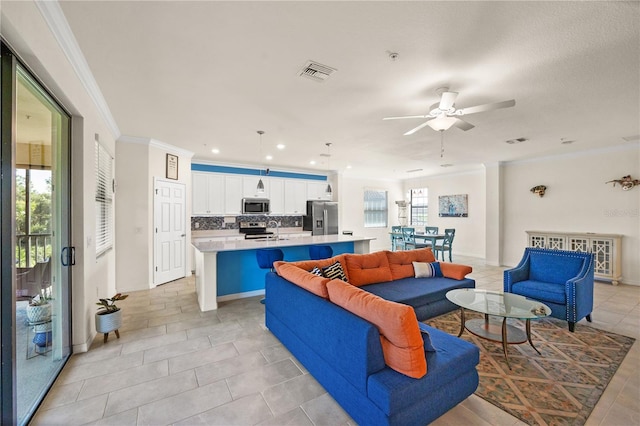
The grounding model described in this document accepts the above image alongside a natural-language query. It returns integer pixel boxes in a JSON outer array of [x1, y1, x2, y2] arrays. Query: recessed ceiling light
[[440, 164, 453, 168], [310, 160, 316, 165], [211, 148, 220, 154], [265, 155, 273, 160], [276, 144, 285, 150], [346, 165, 352, 169]]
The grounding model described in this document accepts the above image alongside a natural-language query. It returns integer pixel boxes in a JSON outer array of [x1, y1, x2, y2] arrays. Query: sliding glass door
[[1, 41, 72, 425]]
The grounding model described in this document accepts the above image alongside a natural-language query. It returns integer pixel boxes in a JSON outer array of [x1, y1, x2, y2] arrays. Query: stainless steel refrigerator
[[303, 201, 339, 235]]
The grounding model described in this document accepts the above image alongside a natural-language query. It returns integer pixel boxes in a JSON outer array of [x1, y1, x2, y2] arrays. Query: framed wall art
[[166, 153, 178, 180], [438, 194, 468, 217]]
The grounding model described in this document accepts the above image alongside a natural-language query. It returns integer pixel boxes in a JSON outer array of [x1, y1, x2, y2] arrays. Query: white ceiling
[[58, 1, 639, 180]]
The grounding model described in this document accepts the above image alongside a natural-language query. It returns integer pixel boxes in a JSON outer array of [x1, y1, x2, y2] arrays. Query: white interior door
[[154, 179, 186, 285]]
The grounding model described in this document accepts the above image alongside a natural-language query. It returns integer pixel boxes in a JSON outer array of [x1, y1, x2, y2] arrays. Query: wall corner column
[[484, 162, 503, 266]]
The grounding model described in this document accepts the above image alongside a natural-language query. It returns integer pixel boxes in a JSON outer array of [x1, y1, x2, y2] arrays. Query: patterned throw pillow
[[309, 266, 323, 276], [322, 261, 348, 282], [412, 261, 443, 278]]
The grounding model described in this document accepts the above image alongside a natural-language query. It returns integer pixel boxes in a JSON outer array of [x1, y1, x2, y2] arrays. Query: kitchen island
[[192, 234, 374, 311]]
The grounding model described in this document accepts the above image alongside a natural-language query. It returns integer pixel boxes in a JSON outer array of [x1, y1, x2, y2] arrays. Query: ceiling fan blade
[[439, 91, 458, 111], [453, 118, 475, 131], [383, 115, 429, 120], [403, 120, 433, 136], [458, 99, 516, 115]]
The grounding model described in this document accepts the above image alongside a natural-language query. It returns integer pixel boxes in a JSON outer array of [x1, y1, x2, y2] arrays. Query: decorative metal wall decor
[[606, 175, 639, 191], [438, 194, 468, 217], [530, 185, 547, 197]]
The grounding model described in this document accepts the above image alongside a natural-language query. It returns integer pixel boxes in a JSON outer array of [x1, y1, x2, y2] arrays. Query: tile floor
[[31, 256, 639, 425]]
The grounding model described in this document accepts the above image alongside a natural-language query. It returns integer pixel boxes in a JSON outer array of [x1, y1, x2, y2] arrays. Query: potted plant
[[26, 289, 53, 349], [95, 292, 128, 343], [26, 289, 52, 323]]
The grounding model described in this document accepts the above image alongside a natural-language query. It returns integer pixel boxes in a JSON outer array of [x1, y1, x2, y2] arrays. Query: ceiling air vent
[[299, 61, 337, 82], [505, 137, 528, 145]]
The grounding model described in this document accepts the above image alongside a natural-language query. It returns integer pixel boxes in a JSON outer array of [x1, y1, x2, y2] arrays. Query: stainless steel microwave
[[242, 198, 270, 214]]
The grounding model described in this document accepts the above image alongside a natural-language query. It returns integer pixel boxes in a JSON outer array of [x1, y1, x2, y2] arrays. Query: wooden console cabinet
[[526, 231, 623, 285]]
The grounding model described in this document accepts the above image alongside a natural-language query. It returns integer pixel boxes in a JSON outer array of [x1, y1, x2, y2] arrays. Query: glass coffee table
[[446, 289, 551, 369]]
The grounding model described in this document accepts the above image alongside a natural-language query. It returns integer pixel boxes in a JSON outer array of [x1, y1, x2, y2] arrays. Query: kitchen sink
[[251, 237, 289, 242]]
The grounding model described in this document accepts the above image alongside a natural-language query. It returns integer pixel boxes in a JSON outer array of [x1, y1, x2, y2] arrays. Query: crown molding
[[35, 0, 120, 139], [504, 142, 639, 166], [118, 135, 194, 158]]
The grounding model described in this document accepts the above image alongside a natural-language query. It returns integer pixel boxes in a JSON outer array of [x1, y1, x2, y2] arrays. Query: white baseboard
[[217, 289, 265, 303]]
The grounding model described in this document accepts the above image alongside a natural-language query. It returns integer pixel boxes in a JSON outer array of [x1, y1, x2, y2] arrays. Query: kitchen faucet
[[268, 220, 280, 241]]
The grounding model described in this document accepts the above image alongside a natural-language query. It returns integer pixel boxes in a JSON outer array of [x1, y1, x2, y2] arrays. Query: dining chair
[[424, 226, 439, 235], [402, 227, 416, 250], [391, 226, 403, 251], [434, 228, 455, 261]]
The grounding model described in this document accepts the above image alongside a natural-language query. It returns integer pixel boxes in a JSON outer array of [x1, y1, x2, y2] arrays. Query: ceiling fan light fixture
[[426, 115, 457, 131]]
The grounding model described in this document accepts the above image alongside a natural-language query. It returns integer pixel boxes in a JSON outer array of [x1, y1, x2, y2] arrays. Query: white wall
[[115, 142, 150, 291], [338, 174, 404, 253], [502, 144, 640, 284], [115, 137, 192, 292], [2, 1, 118, 351], [403, 168, 487, 259]]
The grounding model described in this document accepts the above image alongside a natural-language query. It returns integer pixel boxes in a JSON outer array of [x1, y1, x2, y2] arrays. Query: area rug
[[424, 310, 635, 426]]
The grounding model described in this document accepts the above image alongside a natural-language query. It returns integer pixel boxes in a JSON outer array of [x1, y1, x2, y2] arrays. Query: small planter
[[95, 309, 122, 343], [26, 303, 51, 324]]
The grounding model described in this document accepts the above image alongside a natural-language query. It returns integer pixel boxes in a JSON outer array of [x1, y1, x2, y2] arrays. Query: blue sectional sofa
[[265, 249, 480, 426]]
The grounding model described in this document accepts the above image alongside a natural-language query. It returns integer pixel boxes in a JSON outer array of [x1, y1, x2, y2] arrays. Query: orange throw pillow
[[385, 249, 436, 280], [274, 262, 331, 299], [440, 262, 473, 280], [326, 279, 426, 378], [343, 252, 393, 287]]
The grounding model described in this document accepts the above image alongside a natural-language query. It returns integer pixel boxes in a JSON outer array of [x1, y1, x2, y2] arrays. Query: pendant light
[[325, 143, 332, 196], [257, 130, 265, 194]]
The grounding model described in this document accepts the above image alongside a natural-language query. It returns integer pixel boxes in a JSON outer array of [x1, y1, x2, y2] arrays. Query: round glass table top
[[446, 289, 551, 319]]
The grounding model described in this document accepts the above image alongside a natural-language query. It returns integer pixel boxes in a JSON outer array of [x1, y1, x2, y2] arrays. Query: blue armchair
[[504, 248, 594, 332]]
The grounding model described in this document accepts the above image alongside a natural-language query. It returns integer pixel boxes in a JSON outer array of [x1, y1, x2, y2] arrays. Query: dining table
[[389, 231, 447, 252]]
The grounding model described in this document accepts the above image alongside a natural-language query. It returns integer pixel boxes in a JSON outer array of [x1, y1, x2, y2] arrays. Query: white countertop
[[192, 234, 375, 253]]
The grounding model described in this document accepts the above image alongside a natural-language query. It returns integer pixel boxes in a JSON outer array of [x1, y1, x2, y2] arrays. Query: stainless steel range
[[238, 221, 274, 240]]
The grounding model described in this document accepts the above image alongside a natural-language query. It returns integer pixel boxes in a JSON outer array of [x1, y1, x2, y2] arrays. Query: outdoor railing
[[16, 234, 52, 268]]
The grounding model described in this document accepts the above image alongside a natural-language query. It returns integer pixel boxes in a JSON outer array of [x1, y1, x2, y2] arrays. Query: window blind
[[95, 141, 113, 257], [364, 189, 388, 228]]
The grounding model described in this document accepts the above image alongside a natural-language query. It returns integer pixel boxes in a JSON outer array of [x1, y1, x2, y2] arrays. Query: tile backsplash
[[191, 215, 304, 231]]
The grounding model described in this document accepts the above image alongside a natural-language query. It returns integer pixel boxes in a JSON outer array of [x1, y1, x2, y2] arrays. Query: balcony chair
[[504, 247, 594, 332], [433, 228, 455, 261], [309, 245, 333, 260]]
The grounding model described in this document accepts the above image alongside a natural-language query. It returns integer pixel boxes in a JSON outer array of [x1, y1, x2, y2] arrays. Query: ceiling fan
[[383, 87, 516, 136]]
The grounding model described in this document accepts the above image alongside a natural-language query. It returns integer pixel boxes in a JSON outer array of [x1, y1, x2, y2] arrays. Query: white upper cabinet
[[224, 176, 243, 214], [307, 181, 330, 201], [269, 178, 285, 214], [192, 172, 224, 215], [192, 169, 328, 216], [284, 180, 307, 214], [242, 176, 269, 198]]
